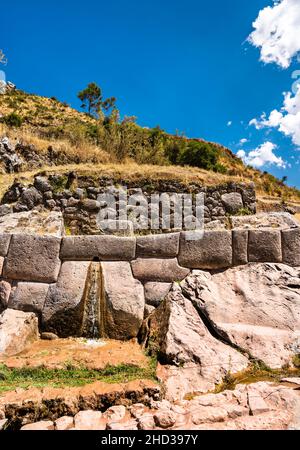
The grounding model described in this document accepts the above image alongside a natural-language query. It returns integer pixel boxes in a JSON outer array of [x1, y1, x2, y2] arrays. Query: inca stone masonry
[[1, 225, 300, 340]]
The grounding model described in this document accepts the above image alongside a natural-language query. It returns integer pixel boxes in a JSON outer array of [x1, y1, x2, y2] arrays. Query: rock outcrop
[[140, 284, 249, 400], [179, 264, 300, 368]]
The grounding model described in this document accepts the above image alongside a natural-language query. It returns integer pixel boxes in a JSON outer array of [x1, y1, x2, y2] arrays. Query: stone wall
[[0, 173, 256, 234], [0, 225, 299, 339]]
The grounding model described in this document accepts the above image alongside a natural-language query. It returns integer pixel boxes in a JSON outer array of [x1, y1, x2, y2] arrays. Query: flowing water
[[81, 262, 103, 338]]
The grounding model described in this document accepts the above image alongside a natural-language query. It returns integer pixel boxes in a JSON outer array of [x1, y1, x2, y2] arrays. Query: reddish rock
[[103, 405, 126, 422], [153, 410, 177, 429], [55, 416, 74, 430], [21, 421, 54, 430], [74, 410, 105, 430]]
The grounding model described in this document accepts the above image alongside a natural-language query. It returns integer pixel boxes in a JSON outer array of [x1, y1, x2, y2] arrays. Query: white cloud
[[248, 0, 300, 68], [250, 88, 300, 145], [239, 138, 248, 145], [227, 121, 232, 126], [237, 141, 286, 168]]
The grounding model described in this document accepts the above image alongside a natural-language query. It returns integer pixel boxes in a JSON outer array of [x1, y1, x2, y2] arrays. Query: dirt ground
[[0, 338, 149, 370]]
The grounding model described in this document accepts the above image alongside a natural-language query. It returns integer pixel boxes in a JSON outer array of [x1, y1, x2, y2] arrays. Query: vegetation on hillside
[[0, 84, 299, 201]]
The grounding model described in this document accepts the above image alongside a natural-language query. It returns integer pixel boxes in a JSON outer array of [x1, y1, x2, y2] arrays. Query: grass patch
[[0, 359, 158, 395], [214, 361, 300, 394]]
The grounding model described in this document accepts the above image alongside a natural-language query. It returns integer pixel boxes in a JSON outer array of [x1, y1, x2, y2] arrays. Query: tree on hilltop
[[77, 82, 116, 118]]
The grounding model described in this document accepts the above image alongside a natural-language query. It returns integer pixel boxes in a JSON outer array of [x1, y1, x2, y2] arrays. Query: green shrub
[[2, 112, 23, 127], [179, 140, 219, 170]]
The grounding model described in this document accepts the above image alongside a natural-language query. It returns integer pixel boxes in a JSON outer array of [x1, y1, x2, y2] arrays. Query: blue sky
[[2, 0, 300, 187]]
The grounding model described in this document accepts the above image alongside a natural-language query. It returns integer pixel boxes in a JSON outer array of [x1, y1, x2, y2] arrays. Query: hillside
[[1, 87, 300, 204]]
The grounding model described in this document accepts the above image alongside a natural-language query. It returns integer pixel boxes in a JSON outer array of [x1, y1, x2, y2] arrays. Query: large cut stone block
[[232, 230, 248, 266], [136, 233, 180, 258], [178, 231, 232, 269], [42, 261, 90, 337], [3, 235, 61, 283], [0, 234, 11, 257], [8, 282, 49, 316], [282, 228, 300, 266], [131, 258, 189, 282], [60, 236, 136, 261], [101, 262, 145, 340], [248, 230, 282, 263]]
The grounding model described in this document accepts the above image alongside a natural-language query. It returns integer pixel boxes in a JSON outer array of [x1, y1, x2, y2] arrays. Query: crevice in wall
[[180, 286, 256, 363]]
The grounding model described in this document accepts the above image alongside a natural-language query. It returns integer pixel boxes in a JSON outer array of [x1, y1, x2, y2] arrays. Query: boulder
[[136, 233, 180, 258], [248, 230, 282, 263], [1, 180, 24, 204], [153, 410, 177, 429], [140, 284, 249, 401], [180, 264, 300, 368], [3, 234, 61, 283], [103, 405, 126, 422], [8, 282, 49, 316], [144, 282, 172, 307], [34, 176, 52, 193], [178, 231, 232, 269], [54, 416, 74, 430], [101, 262, 145, 340], [137, 414, 155, 430], [221, 192, 243, 214], [60, 235, 136, 261], [0, 309, 39, 356], [20, 186, 43, 209], [42, 261, 91, 337], [131, 258, 189, 282], [74, 410, 105, 430]]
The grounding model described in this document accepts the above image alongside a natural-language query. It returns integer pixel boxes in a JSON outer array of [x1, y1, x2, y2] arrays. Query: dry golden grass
[[0, 91, 95, 127], [0, 123, 111, 164], [0, 161, 263, 200]]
